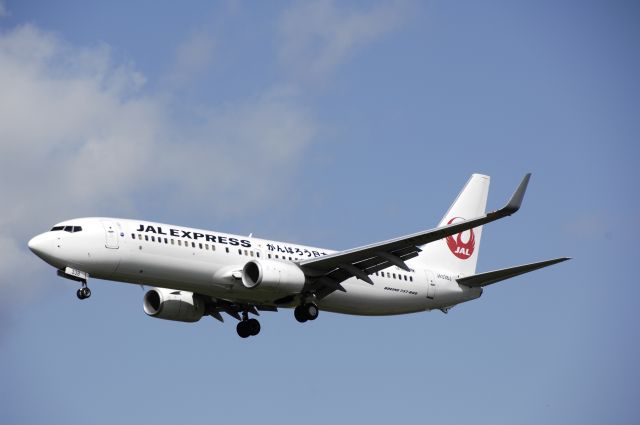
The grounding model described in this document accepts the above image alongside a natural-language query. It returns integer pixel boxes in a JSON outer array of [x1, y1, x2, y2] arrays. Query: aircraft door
[[425, 270, 437, 300], [102, 220, 120, 249]]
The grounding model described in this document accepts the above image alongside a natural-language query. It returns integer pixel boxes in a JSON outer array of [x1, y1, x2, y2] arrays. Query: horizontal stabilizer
[[457, 257, 570, 288]]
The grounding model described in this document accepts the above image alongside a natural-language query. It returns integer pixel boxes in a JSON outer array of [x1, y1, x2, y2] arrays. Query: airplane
[[28, 173, 569, 338]]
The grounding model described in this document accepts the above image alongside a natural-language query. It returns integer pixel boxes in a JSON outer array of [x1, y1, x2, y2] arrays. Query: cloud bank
[[278, 0, 409, 81], [0, 24, 314, 309], [0, 1, 410, 313]]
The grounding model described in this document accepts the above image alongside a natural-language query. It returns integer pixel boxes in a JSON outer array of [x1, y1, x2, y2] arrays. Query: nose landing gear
[[76, 283, 91, 300], [57, 267, 91, 300]]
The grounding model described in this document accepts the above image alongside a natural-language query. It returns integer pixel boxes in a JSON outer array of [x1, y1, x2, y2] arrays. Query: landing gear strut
[[294, 302, 319, 323], [76, 281, 91, 300], [236, 311, 261, 338]]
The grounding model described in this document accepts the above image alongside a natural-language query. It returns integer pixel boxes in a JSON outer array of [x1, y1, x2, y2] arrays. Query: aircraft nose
[[28, 233, 48, 258]]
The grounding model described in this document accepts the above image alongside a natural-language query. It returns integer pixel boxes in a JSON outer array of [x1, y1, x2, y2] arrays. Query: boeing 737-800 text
[[28, 173, 569, 338]]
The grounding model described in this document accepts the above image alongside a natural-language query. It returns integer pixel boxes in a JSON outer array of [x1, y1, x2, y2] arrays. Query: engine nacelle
[[143, 288, 205, 323], [242, 259, 306, 294]]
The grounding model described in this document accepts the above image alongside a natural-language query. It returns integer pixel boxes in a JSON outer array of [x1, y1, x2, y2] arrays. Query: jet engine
[[143, 288, 205, 323], [241, 259, 306, 294]]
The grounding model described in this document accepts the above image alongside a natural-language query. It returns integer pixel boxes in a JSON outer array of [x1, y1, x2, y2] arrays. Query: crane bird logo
[[445, 217, 475, 260]]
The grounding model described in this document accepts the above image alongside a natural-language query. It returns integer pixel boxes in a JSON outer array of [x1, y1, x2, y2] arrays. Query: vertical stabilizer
[[419, 174, 490, 276]]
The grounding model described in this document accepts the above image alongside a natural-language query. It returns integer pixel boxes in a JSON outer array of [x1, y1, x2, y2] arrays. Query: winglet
[[501, 173, 531, 216]]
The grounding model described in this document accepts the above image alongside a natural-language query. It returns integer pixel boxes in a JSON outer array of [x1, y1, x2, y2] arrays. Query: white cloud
[[168, 30, 216, 87], [0, 1, 407, 313], [0, 24, 314, 310], [278, 0, 410, 81], [0, 25, 159, 231], [160, 87, 314, 211]]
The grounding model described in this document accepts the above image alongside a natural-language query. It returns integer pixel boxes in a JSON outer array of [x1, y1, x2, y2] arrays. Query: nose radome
[[28, 234, 47, 257]]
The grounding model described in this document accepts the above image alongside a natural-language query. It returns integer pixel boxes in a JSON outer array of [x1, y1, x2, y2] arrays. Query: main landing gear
[[236, 311, 261, 338], [76, 282, 91, 300], [294, 303, 319, 323]]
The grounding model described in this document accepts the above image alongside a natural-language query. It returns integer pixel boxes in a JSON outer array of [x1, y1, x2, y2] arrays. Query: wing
[[455, 257, 570, 288], [298, 174, 531, 298]]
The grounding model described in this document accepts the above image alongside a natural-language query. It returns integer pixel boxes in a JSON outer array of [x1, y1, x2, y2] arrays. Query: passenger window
[[256, 252, 260, 258], [212, 245, 216, 251], [191, 242, 196, 248], [138, 234, 142, 240], [151, 236, 155, 242], [225, 247, 229, 253], [404, 275, 407, 281], [268, 254, 272, 259], [410, 276, 413, 282], [238, 249, 242, 255], [145, 235, 149, 241], [164, 238, 168, 244], [178, 240, 182, 246], [205, 244, 209, 250], [244, 250, 248, 256], [171, 239, 174, 245], [131, 234, 135, 239]]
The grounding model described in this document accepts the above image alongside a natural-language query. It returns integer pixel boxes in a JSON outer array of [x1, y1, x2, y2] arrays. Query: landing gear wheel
[[76, 287, 91, 300], [247, 318, 261, 336], [303, 303, 319, 321], [236, 321, 251, 338], [294, 306, 308, 323], [80, 287, 91, 299]]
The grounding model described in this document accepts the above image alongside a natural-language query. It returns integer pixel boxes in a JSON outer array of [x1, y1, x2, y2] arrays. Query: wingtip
[[548, 257, 572, 267], [548, 257, 571, 265]]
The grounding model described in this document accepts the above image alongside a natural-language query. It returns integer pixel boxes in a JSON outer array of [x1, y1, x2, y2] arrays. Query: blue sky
[[0, 1, 638, 424]]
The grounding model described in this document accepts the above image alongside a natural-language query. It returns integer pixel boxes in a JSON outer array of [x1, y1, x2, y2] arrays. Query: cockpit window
[[51, 225, 82, 233]]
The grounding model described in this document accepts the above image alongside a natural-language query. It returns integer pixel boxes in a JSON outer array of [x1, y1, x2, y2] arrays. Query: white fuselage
[[28, 217, 482, 315]]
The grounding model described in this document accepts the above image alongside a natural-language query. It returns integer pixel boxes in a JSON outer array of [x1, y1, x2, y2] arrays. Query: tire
[[304, 303, 319, 320], [81, 287, 91, 298], [248, 318, 261, 336], [76, 289, 85, 300], [236, 321, 250, 338], [294, 306, 308, 323]]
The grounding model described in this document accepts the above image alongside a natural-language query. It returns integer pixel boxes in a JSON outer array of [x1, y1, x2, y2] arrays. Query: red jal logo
[[446, 217, 475, 260]]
